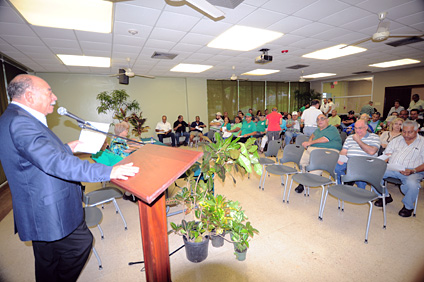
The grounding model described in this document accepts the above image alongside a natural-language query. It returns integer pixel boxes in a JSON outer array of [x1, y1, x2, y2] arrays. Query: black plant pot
[[210, 231, 225, 248], [183, 235, 209, 263]]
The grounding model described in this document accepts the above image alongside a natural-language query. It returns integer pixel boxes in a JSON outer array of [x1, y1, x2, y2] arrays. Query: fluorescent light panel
[[57, 55, 110, 67], [10, 0, 112, 33], [170, 64, 213, 73], [207, 25, 283, 51], [242, 69, 280, 76], [369, 58, 420, 68], [303, 73, 336, 79], [302, 44, 366, 60]]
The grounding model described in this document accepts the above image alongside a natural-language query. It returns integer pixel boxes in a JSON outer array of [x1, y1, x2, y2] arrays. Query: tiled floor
[[1, 147, 424, 282]]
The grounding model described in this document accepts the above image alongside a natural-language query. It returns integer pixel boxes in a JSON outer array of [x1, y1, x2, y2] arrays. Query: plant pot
[[183, 235, 209, 263], [210, 231, 225, 248], [234, 248, 247, 261]]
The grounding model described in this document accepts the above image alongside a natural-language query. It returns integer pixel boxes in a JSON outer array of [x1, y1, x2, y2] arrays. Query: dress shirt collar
[[11, 101, 48, 127]]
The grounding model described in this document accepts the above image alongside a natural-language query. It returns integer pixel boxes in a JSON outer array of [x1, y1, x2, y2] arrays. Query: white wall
[[37, 73, 208, 143]]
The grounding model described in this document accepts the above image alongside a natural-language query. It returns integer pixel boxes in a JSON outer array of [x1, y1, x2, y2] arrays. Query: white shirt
[[11, 101, 48, 127], [155, 121, 172, 134], [320, 103, 329, 114], [386, 135, 424, 169], [327, 102, 334, 114], [301, 107, 322, 127]]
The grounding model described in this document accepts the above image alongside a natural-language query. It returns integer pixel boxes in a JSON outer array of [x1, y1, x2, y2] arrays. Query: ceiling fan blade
[[109, 73, 125, 77], [185, 0, 225, 19], [133, 74, 155, 79], [376, 21, 390, 33], [340, 37, 372, 49]]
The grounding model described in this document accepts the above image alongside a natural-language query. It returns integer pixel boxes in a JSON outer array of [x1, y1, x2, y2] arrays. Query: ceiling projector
[[255, 48, 272, 64]]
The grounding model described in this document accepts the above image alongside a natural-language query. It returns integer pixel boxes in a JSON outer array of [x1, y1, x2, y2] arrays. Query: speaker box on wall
[[119, 69, 129, 85]]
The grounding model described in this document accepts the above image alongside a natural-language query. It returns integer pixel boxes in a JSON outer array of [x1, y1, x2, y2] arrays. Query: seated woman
[[109, 121, 140, 202], [220, 116, 232, 139], [227, 116, 243, 138], [379, 118, 403, 154]]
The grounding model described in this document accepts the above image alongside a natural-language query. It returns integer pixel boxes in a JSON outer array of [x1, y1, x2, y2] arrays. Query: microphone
[[57, 107, 90, 125]]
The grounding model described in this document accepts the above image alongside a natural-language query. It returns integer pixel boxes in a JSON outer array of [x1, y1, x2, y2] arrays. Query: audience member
[[320, 98, 329, 115], [328, 109, 341, 128], [301, 99, 322, 136], [368, 112, 383, 134], [335, 119, 380, 188], [266, 107, 283, 141], [237, 113, 257, 143], [340, 110, 356, 130], [360, 100, 375, 117], [237, 111, 244, 121], [344, 113, 373, 135], [221, 116, 232, 139], [209, 112, 224, 140], [408, 94, 424, 112], [327, 98, 335, 116], [173, 115, 190, 146], [408, 109, 424, 128], [380, 118, 403, 149], [285, 112, 302, 146], [155, 115, 176, 147], [228, 116, 242, 137], [387, 99, 405, 116], [264, 109, 269, 116], [255, 115, 267, 153], [377, 120, 424, 217], [295, 114, 342, 193], [255, 110, 262, 122], [189, 115, 206, 144], [399, 109, 409, 121], [299, 102, 310, 114]]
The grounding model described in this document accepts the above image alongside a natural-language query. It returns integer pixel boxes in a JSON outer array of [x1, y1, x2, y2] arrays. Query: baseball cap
[[245, 113, 252, 117], [292, 111, 298, 115], [216, 112, 222, 116]]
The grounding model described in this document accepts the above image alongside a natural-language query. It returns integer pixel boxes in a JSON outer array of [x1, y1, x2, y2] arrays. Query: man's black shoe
[[295, 184, 304, 193], [374, 194, 393, 207], [399, 206, 413, 217]]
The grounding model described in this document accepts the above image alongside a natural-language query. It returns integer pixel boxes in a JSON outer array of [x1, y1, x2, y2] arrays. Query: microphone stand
[[77, 122, 145, 145]]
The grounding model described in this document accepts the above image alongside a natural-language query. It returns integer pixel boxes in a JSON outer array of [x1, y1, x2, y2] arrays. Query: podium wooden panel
[[111, 144, 203, 282]]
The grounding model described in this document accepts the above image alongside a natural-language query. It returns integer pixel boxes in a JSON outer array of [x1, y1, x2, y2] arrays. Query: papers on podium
[[74, 121, 110, 154]]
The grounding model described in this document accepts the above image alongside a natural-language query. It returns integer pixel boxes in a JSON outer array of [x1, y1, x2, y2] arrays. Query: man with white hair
[[377, 120, 424, 217]]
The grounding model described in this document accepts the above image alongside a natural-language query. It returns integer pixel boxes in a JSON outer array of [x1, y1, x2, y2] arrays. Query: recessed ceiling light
[[57, 55, 110, 67], [170, 64, 213, 73], [302, 44, 366, 60], [10, 0, 113, 33], [303, 73, 337, 79], [207, 25, 283, 51], [369, 58, 420, 68], [241, 69, 280, 76]]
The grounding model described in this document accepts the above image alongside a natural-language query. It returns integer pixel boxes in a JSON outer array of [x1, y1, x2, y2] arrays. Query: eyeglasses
[[355, 126, 367, 129], [317, 117, 327, 121]]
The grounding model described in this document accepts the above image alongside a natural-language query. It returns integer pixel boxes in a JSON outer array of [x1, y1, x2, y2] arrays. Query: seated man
[[344, 113, 373, 135], [189, 115, 206, 145], [377, 120, 424, 217], [155, 115, 175, 147], [295, 114, 342, 193], [237, 113, 257, 143], [368, 112, 383, 134], [340, 110, 356, 130], [285, 111, 302, 146], [408, 109, 424, 128], [208, 112, 224, 141], [173, 115, 190, 146], [335, 119, 380, 188], [328, 109, 341, 129]]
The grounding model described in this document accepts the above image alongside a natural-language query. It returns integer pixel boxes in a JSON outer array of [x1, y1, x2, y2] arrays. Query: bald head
[[7, 74, 35, 100]]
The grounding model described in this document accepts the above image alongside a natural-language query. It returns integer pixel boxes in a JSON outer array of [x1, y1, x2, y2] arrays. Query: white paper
[[387, 163, 406, 172], [223, 132, 232, 138], [338, 155, 348, 163], [378, 154, 390, 161], [74, 121, 110, 154]]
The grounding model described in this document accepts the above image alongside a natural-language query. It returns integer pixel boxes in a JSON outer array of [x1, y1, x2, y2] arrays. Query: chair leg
[[259, 165, 265, 190], [364, 202, 373, 244], [282, 175, 288, 203], [92, 247, 103, 270], [97, 224, 104, 239], [341, 201, 345, 212], [382, 196, 387, 229], [318, 185, 325, 220], [414, 188, 420, 217], [112, 199, 128, 230], [321, 189, 330, 219], [287, 178, 294, 204]]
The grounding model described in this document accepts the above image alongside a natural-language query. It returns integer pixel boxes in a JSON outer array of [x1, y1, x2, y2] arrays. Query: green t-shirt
[[328, 115, 341, 127], [240, 121, 257, 136], [230, 123, 242, 137], [311, 125, 342, 151], [222, 123, 231, 130], [256, 120, 267, 133]]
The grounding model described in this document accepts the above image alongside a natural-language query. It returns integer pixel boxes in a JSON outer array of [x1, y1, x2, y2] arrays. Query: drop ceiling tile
[[13, 45, 51, 54], [163, 2, 209, 18], [80, 41, 112, 52], [83, 50, 111, 57], [293, 0, 350, 21], [340, 14, 379, 32], [120, 1, 166, 10], [32, 26, 77, 40], [1, 35, 45, 46], [220, 3, 257, 24], [75, 31, 112, 44], [144, 38, 176, 50], [112, 44, 142, 54], [385, 1, 424, 20], [238, 9, 288, 29], [319, 7, 373, 26], [262, 0, 319, 15], [155, 11, 200, 31], [50, 47, 83, 55], [268, 16, 313, 34], [170, 42, 202, 52], [396, 11, 424, 26], [149, 28, 187, 42], [356, 0, 414, 13], [291, 22, 333, 37], [189, 19, 232, 37], [113, 34, 146, 46], [313, 27, 356, 41], [180, 33, 215, 45], [0, 23, 35, 36], [113, 22, 153, 39], [186, 53, 215, 61], [42, 38, 80, 49], [114, 4, 162, 27], [0, 6, 26, 24]]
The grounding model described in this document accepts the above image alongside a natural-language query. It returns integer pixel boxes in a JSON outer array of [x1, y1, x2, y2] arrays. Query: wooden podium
[[111, 144, 203, 282]]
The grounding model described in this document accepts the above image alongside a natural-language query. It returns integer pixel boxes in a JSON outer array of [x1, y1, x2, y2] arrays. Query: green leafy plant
[[230, 221, 259, 253], [294, 89, 322, 111], [96, 89, 149, 137], [170, 132, 260, 257]]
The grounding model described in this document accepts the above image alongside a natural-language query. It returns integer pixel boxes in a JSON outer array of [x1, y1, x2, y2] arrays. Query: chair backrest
[[340, 131, 347, 144], [279, 144, 304, 168], [342, 156, 387, 194], [305, 149, 339, 179], [295, 134, 309, 146], [265, 139, 281, 157]]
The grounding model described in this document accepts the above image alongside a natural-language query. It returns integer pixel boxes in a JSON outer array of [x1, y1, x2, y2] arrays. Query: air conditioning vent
[[286, 64, 309, 69], [386, 36, 424, 47], [151, 52, 178, 60], [352, 71, 372, 75]]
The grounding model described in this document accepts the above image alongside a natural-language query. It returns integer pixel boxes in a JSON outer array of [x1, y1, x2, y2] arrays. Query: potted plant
[[170, 133, 261, 262], [96, 89, 149, 137], [230, 221, 259, 261]]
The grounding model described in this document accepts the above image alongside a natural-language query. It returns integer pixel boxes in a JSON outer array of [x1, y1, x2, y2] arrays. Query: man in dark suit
[[0, 74, 139, 281]]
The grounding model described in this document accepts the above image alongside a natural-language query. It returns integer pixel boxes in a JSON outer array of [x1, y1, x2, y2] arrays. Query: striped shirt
[[385, 135, 424, 169], [343, 132, 380, 157]]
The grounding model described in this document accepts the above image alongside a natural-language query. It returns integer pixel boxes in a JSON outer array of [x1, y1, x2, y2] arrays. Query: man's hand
[[67, 140, 82, 152], [400, 169, 413, 176], [302, 141, 310, 149], [110, 162, 139, 180], [352, 133, 361, 143]]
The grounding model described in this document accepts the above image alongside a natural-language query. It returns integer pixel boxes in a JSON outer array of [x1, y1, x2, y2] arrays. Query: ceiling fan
[[109, 58, 155, 79], [299, 70, 305, 82], [229, 66, 248, 81], [343, 12, 424, 48]]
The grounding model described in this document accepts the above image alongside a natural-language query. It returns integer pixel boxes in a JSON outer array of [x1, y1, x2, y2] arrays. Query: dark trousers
[[157, 132, 175, 146], [175, 132, 190, 145], [32, 221, 93, 282]]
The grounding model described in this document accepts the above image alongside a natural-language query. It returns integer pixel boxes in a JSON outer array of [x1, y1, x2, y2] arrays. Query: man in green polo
[[237, 113, 257, 143]]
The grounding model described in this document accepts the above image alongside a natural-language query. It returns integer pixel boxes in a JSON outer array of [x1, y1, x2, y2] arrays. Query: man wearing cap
[[237, 113, 257, 143], [284, 111, 302, 146], [208, 112, 224, 141]]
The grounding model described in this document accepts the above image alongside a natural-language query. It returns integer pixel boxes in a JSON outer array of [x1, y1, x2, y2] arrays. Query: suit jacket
[[0, 104, 113, 242]]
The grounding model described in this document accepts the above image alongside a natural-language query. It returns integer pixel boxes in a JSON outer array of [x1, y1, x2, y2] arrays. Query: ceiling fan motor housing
[[372, 31, 389, 42]]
